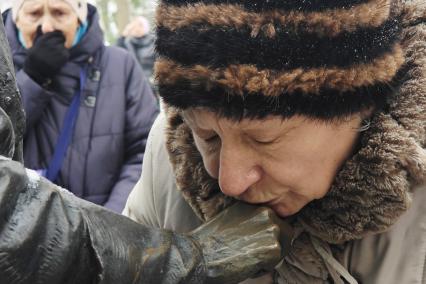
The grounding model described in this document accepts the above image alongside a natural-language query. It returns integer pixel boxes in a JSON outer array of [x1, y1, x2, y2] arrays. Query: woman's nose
[[41, 17, 55, 33], [218, 147, 262, 197]]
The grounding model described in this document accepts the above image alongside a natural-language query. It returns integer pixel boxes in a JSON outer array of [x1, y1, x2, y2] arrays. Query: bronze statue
[[0, 14, 290, 284]]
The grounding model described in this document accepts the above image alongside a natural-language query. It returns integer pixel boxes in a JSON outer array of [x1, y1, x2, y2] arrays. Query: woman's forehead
[[182, 108, 292, 131], [21, 0, 43, 9], [22, 0, 72, 9]]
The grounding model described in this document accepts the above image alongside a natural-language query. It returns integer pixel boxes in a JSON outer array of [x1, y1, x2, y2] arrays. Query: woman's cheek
[[64, 28, 77, 48], [25, 29, 37, 48], [201, 150, 220, 179], [194, 136, 220, 178], [199, 149, 218, 179], [15, 22, 36, 48]]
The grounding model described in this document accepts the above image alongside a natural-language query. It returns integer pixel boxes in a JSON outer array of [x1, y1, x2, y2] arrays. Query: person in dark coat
[[117, 16, 157, 94], [3, 0, 159, 213]]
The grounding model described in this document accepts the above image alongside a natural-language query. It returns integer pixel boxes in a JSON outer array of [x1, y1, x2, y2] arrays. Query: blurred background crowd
[[0, 0, 160, 213]]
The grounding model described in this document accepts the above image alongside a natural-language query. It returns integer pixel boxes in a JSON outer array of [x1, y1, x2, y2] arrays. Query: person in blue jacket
[[3, 0, 159, 213]]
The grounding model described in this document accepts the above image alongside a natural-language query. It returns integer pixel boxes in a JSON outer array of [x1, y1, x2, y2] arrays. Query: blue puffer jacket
[[3, 5, 159, 213]]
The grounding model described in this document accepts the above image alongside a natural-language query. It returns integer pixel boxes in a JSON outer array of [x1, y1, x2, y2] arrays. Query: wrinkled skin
[[0, 15, 290, 284]]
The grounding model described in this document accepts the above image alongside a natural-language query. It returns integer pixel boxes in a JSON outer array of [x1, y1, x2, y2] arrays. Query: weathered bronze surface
[[0, 160, 287, 283], [191, 202, 295, 283], [0, 14, 24, 162], [0, 15, 290, 283]]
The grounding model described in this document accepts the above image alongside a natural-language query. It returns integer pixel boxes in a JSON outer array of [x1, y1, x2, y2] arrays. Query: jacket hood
[[164, 0, 426, 244]]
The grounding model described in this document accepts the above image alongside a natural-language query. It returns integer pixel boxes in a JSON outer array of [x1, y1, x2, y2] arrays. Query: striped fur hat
[[156, 0, 404, 119]]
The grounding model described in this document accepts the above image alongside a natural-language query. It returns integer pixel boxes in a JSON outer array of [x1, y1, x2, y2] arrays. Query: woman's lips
[[235, 195, 295, 218], [236, 194, 281, 207]]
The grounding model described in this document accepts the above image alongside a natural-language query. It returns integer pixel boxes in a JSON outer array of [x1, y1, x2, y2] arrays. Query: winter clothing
[[23, 29, 70, 85], [12, 0, 88, 23], [125, 113, 426, 284], [3, 5, 159, 213], [117, 33, 156, 93], [124, 0, 426, 282], [156, 0, 404, 120]]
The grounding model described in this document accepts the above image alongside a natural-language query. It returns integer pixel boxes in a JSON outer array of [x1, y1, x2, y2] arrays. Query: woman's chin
[[270, 203, 300, 218]]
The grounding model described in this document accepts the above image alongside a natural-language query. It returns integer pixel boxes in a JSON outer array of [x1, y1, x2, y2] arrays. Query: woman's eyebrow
[[193, 125, 216, 134], [242, 122, 299, 137], [22, 3, 43, 10], [48, 3, 72, 11]]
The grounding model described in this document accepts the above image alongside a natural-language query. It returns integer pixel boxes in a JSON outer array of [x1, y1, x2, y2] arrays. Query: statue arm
[[0, 158, 286, 284], [0, 159, 204, 284]]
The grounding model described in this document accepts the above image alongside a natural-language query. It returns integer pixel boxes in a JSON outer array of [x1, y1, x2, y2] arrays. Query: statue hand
[[189, 202, 294, 284]]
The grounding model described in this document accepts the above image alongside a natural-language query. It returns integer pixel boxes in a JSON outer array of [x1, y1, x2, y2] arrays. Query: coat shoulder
[[341, 185, 426, 283], [124, 113, 201, 232]]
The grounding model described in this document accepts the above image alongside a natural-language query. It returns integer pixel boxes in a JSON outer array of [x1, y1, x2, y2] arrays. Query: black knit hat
[[156, 0, 404, 119]]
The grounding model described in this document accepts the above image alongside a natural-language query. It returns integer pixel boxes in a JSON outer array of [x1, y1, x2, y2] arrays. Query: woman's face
[[183, 109, 362, 217], [16, 0, 79, 48]]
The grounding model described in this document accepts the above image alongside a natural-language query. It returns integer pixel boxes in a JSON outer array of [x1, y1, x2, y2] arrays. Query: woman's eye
[[52, 10, 65, 17], [254, 139, 273, 145], [252, 137, 278, 145], [28, 11, 42, 18], [204, 135, 219, 143]]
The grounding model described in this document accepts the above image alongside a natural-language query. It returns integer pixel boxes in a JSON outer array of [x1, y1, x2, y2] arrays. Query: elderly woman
[[2, 0, 159, 213], [124, 0, 426, 283]]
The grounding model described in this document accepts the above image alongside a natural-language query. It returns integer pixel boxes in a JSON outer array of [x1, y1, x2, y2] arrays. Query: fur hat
[[12, 0, 88, 24], [156, 0, 404, 119]]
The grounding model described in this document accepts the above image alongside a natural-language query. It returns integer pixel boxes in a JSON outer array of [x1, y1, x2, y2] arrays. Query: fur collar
[[164, 0, 426, 244]]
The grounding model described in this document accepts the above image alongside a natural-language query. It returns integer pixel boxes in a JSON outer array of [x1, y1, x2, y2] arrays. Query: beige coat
[[124, 113, 426, 284]]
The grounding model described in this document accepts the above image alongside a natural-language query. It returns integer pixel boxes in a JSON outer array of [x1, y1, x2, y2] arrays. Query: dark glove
[[0, 155, 291, 284], [23, 28, 70, 85]]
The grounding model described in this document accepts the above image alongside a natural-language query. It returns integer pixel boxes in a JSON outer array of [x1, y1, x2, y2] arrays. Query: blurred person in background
[[2, 0, 159, 213], [117, 16, 156, 95]]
